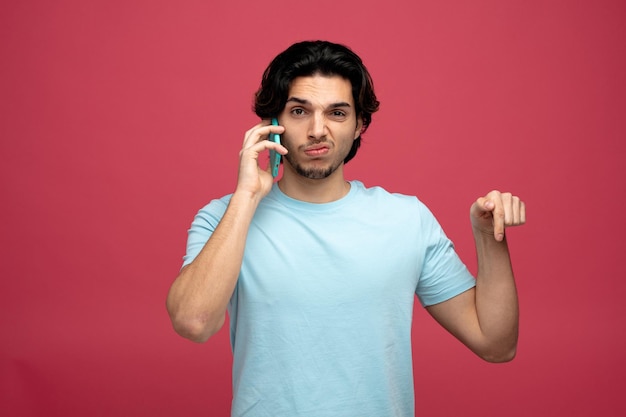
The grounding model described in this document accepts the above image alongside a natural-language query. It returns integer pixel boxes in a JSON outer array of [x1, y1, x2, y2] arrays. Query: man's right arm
[[166, 121, 286, 343], [166, 192, 260, 342]]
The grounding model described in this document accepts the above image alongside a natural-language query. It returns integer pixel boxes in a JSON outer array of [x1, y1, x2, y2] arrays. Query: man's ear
[[354, 116, 364, 140]]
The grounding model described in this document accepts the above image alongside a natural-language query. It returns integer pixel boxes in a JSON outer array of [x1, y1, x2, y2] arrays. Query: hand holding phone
[[269, 118, 281, 177]]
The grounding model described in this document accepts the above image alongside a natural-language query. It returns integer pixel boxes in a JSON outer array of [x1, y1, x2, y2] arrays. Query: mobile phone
[[269, 118, 281, 177]]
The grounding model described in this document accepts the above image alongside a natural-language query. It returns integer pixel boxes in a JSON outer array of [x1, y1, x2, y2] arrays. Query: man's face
[[278, 74, 362, 180]]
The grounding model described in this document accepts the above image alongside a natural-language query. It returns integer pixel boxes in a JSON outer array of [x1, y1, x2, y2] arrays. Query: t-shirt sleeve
[[181, 196, 230, 268], [415, 202, 476, 307]]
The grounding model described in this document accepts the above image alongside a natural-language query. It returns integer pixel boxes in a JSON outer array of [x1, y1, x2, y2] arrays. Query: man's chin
[[285, 154, 343, 180], [295, 166, 335, 180]]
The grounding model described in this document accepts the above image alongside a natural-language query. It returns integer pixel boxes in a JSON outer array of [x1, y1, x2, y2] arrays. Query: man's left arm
[[426, 191, 526, 362]]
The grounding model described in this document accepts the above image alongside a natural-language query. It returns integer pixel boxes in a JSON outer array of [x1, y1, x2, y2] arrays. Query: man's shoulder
[[351, 181, 422, 206], [193, 194, 233, 221]]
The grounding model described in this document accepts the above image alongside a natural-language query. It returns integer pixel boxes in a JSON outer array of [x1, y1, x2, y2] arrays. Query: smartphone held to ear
[[269, 118, 281, 177]]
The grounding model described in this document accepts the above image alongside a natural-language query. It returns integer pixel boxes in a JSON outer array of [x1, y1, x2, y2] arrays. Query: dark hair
[[254, 40, 380, 164]]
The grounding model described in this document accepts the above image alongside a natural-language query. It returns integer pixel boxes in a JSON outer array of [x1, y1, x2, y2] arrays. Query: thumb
[[472, 197, 494, 217]]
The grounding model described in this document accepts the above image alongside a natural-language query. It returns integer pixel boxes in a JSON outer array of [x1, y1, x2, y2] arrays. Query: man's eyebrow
[[286, 97, 352, 109]]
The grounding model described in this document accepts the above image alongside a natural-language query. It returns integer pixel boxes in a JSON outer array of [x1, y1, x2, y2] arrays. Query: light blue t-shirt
[[183, 181, 476, 417]]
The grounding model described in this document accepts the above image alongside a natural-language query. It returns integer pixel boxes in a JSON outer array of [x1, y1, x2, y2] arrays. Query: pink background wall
[[2, 0, 624, 416]]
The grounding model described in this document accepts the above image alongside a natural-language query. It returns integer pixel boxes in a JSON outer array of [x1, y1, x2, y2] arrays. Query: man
[[167, 40, 526, 416]]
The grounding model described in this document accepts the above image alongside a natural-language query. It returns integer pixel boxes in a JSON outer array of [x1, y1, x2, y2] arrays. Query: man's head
[[254, 40, 379, 164]]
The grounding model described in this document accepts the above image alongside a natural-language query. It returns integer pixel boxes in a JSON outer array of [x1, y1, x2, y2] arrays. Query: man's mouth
[[303, 144, 329, 157]]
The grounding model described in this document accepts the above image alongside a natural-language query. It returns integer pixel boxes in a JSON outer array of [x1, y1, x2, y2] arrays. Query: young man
[[167, 41, 526, 416]]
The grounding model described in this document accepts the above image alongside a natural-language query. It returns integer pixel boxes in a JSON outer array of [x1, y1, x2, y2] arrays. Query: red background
[[2, 0, 625, 416]]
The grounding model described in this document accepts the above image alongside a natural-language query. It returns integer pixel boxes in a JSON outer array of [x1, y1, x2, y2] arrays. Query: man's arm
[[426, 191, 526, 362], [166, 122, 286, 343]]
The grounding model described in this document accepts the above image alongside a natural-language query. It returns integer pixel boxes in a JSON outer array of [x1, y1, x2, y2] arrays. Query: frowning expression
[[278, 74, 362, 180]]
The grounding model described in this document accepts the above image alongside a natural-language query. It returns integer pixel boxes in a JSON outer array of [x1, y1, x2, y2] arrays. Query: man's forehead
[[287, 74, 354, 106]]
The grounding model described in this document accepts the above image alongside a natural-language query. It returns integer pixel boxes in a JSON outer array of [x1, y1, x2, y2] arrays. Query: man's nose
[[308, 113, 328, 140]]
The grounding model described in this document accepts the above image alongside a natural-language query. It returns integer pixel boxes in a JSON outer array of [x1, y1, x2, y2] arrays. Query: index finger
[[487, 191, 506, 242]]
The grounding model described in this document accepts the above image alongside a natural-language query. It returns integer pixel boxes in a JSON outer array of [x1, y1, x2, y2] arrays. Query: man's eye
[[291, 108, 305, 116], [330, 111, 347, 118]]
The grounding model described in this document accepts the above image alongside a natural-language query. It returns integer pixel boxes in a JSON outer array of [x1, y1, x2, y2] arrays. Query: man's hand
[[236, 121, 287, 199], [471, 191, 526, 242]]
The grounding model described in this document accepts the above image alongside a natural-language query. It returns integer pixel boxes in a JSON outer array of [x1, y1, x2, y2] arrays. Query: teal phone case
[[269, 118, 281, 177]]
